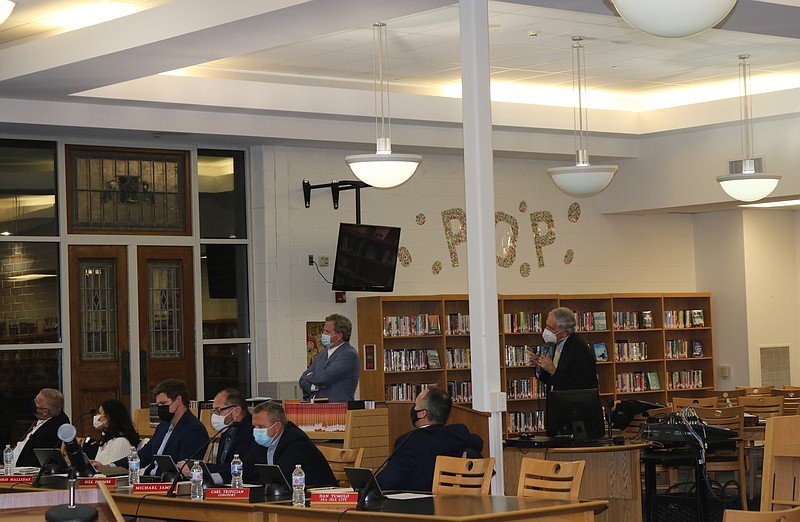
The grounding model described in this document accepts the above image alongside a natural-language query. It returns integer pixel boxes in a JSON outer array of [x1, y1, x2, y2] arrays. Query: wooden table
[[112, 491, 607, 521], [0, 483, 123, 521], [504, 442, 648, 522]]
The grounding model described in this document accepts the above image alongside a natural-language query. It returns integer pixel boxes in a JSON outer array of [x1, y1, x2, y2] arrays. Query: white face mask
[[542, 328, 558, 345], [211, 412, 232, 431], [92, 414, 105, 430]]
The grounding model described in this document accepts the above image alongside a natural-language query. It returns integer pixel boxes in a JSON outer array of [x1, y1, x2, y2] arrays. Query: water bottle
[[127, 446, 140, 486], [291, 464, 305, 507], [3, 444, 13, 476], [230, 454, 243, 488], [190, 461, 204, 501]]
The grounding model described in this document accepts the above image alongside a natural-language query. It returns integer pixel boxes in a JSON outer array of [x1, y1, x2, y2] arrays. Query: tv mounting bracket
[[302, 179, 371, 224]]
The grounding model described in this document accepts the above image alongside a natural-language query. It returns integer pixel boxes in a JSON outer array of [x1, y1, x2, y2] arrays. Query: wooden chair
[[783, 385, 800, 391], [736, 386, 775, 397], [707, 389, 747, 408], [516, 457, 585, 500], [723, 506, 800, 522], [432, 456, 495, 496], [672, 396, 718, 411], [692, 406, 748, 511], [771, 389, 800, 416], [317, 445, 364, 487], [740, 395, 784, 500]]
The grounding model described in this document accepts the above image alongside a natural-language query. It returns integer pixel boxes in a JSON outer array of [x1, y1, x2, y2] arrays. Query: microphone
[[57, 424, 94, 477], [45, 467, 98, 522], [165, 424, 229, 498], [73, 408, 98, 425]]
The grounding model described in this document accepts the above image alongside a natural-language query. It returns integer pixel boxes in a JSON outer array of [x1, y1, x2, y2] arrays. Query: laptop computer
[[344, 467, 386, 510], [255, 464, 291, 500], [33, 448, 69, 474], [152, 454, 215, 487]]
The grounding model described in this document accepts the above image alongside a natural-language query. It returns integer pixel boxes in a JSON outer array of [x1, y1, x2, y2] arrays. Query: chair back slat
[[317, 445, 365, 487], [432, 456, 494, 495], [706, 389, 746, 407], [672, 396, 718, 411], [516, 457, 585, 500], [739, 395, 784, 419], [735, 385, 774, 396], [771, 389, 800, 416]]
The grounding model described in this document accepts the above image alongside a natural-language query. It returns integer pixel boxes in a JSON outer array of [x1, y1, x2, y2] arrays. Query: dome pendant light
[[345, 22, 421, 188], [611, 0, 737, 38], [547, 37, 617, 198], [0, 0, 16, 26], [716, 55, 780, 202]]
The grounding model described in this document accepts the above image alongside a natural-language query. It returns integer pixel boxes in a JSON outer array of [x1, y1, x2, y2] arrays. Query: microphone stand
[[44, 467, 98, 522], [165, 425, 228, 498]]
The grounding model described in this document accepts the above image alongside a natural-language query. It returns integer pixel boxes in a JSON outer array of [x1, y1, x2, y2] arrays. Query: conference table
[[111, 490, 608, 521]]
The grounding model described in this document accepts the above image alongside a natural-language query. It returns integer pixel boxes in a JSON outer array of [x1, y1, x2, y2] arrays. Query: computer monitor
[[546, 388, 606, 442], [255, 464, 292, 500]]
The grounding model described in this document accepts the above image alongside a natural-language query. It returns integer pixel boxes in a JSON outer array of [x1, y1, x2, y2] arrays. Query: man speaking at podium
[[533, 307, 598, 392]]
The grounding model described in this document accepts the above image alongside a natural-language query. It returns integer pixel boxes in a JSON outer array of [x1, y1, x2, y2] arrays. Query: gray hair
[[550, 307, 577, 334], [39, 388, 64, 416], [325, 314, 352, 342]]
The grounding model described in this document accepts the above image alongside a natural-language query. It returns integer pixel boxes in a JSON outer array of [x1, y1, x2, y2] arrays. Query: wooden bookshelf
[[357, 293, 714, 436]]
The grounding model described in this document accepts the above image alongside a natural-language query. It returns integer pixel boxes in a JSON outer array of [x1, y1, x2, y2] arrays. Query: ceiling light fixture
[[345, 22, 421, 188], [611, 0, 737, 38], [547, 37, 618, 198], [0, 0, 16, 26], [717, 55, 780, 202]]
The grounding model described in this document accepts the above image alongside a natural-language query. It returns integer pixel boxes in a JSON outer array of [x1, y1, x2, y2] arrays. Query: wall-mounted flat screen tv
[[332, 223, 401, 292]]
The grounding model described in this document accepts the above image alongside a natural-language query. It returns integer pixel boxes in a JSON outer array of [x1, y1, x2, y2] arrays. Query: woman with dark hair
[[92, 399, 142, 465]]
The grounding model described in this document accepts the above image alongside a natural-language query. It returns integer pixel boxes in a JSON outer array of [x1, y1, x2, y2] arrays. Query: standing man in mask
[[113, 378, 208, 477], [533, 307, 598, 392], [299, 314, 359, 402], [377, 387, 483, 492]]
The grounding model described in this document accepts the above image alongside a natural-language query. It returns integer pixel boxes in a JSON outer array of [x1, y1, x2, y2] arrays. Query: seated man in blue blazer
[[377, 386, 484, 492], [299, 314, 359, 403], [113, 378, 208, 477]]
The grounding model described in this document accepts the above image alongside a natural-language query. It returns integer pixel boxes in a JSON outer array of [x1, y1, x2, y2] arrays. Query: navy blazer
[[15, 411, 70, 468], [207, 412, 256, 483], [298, 341, 359, 403], [377, 423, 484, 492], [114, 409, 208, 474], [242, 421, 337, 488], [537, 333, 598, 392]]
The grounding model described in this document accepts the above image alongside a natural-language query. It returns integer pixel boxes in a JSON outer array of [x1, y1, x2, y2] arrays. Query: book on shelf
[[646, 372, 661, 390], [642, 310, 655, 329], [426, 349, 442, 369], [691, 309, 705, 327], [428, 314, 441, 334], [592, 311, 607, 330], [593, 342, 609, 362], [691, 340, 705, 357]]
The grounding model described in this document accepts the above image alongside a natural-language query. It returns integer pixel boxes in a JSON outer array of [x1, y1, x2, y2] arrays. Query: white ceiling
[[0, 0, 798, 140]]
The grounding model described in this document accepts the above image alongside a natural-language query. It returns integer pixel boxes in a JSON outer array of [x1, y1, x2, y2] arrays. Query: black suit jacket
[[377, 423, 484, 492], [242, 421, 337, 488], [538, 333, 598, 391], [207, 412, 256, 483], [16, 411, 70, 467]]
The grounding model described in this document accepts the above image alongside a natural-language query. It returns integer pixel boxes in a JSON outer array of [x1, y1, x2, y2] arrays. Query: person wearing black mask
[[112, 378, 208, 477], [376, 387, 483, 492]]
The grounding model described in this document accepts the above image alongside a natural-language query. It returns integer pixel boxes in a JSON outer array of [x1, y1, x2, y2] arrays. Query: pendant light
[[611, 0, 737, 38], [547, 37, 618, 198], [716, 55, 780, 202], [345, 22, 421, 188], [0, 0, 16, 26]]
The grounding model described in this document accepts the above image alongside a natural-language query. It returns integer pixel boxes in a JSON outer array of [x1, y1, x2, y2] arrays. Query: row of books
[[504, 344, 545, 367], [506, 378, 547, 399], [575, 311, 607, 331], [445, 313, 470, 335], [385, 382, 435, 401], [615, 341, 648, 361], [507, 410, 546, 433], [447, 380, 472, 403], [503, 312, 543, 333], [446, 347, 471, 369], [383, 314, 441, 337], [284, 402, 347, 432], [613, 310, 656, 330], [668, 369, 704, 389], [665, 339, 705, 358], [664, 309, 705, 329], [616, 371, 661, 392], [383, 349, 442, 371]]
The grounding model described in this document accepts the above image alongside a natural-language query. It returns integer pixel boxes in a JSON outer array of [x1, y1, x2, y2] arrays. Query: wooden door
[[137, 246, 196, 407], [69, 245, 130, 436]]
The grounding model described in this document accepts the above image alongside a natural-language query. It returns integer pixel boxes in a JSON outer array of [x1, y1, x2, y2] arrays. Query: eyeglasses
[[211, 405, 235, 415]]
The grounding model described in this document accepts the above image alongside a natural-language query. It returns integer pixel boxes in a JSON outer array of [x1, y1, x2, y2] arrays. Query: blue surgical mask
[[320, 334, 332, 347], [253, 422, 277, 447]]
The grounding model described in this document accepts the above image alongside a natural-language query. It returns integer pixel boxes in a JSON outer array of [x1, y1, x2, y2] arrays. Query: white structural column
[[459, 0, 505, 494]]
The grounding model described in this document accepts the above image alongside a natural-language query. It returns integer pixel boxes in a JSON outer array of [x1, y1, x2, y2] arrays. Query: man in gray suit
[[299, 314, 359, 402]]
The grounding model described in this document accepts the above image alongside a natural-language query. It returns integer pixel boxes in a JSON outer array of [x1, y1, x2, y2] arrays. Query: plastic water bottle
[[190, 461, 204, 501], [3, 444, 13, 476], [291, 464, 305, 507], [127, 447, 140, 485], [230, 454, 243, 488]]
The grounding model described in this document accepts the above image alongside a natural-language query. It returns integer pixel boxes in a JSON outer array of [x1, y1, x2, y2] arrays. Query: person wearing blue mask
[[299, 314, 359, 402], [241, 401, 336, 487]]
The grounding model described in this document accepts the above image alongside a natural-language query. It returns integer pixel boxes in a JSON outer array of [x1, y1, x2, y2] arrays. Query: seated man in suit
[[242, 401, 337, 488], [299, 314, 359, 402], [178, 387, 255, 485], [13, 388, 70, 467], [113, 378, 208, 477], [377, 386, 484, 492]]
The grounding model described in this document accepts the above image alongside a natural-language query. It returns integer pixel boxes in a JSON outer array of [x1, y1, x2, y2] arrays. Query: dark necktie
[[18, 421, 37, 443]]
